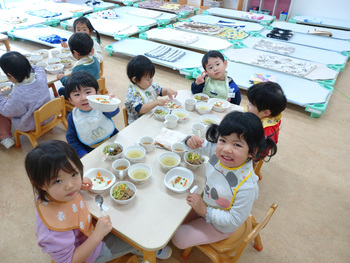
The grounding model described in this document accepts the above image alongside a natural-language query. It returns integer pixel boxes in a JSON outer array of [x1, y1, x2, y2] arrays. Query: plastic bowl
[[110, 181, 137, 205], [200, 114, 219, 126], [166, 99, 182, 110], [164, 167, 193, 193], [56, 53, 70, 59], [0, 82, 13, 96], [124, 145, 146, 163], [60, 58, 73, 68], [47, 58, 60, 65], [84, 168, 116, 194], [101, 142, 123, 161], [158, 152, 181, 171], [33, 49, 49, 58], [195, 101, 212, 115], [45, 64, 64, 74], [61, 48, 71, 53], [172, 109, 189, 122], [128, 163, 152, 184], [193, 93, 209, 102], [153, 106, 169, 121], [29, 55, 43, 65], [36, 62, 47, 69], [208, 98, 231, 112], [184, 152, 205, 170], [87, 95, 121, 112]]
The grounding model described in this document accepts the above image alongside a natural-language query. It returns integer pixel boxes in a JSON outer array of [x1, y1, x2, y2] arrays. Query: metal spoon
[[100, 147, 114, 162], [95, 195, 105, 216]]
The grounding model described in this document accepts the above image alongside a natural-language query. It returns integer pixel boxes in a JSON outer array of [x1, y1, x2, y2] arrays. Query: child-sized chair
[[14, 96, 68, 148], [253, 160, 264, 180], [123, 108, 129, 127], [181, 203, 278, 263], [0, 33, 11, 51]]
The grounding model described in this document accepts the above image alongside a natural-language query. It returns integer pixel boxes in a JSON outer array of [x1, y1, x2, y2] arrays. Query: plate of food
[[166, 99, 182, 110], [164, 167, 194, 193], [110, 181, 137, 204], [84, 168, 116, 194], [153, 106, 170, 120], [87, 95, 121, 112], [184, 152, 205, 170], [0, 82, 13, 95], [193, 93, 209, 102], [208, 98, 230, 112]]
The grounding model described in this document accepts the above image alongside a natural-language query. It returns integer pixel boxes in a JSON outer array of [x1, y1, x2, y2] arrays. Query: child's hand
[[187, 135, 204, 149], [186, 193, 207, 218], [108, 93, 120, 100], [195, 71, 207, 85], [94, 215, 112, 240], [155, 98, 169, 106], [60, 42, 68, 48], [57, 73, 65, 80], [167, 89, 178, 100], [81, 177, 92, 190]]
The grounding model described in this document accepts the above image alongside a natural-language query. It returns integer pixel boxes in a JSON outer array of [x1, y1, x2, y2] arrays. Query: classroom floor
[[0, 24, 349, 263]]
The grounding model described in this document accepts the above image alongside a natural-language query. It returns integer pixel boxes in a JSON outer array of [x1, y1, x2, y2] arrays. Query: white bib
[[72, 108, 115, 146], [133, 84, 158, 104]]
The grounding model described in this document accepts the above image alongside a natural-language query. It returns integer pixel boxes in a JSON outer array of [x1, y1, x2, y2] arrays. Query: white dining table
[[80, 90, 243, 263]]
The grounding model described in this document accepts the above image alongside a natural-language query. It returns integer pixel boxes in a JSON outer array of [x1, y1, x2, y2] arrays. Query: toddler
[[192, 50, 241, 105], [0, 51, 51, 149], [124, 55, 178, 124], [172, 111, 277, 249]]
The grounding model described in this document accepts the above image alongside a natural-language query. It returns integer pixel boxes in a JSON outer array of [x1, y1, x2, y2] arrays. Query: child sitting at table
[[171, 111, 277, 249], [61, 16, 103, 63], [125, 55, 178, 124], [65, 71, 119, 158], [57, 32, 100, 98], [0, 51, 51, 149], [192, 50, 241, 105], [246, 81, 287, 157], [25, 139, 138, 263]]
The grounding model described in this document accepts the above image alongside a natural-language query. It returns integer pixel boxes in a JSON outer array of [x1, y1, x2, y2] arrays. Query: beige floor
[[0, 21, 349, 263]]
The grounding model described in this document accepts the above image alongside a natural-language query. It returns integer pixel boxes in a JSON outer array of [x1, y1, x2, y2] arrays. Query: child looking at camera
[[192, 50, 241, 105], [25, 140, 138, 263], [171, 111, 277, 249], [124, 55, 178, 124], [65, 71, 119, 158]]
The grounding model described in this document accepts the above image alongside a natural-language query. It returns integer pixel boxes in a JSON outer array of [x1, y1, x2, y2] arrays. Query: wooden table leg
[[142, 250, 156, 263]]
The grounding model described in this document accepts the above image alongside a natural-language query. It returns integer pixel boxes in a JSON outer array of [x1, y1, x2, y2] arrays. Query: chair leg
[[108, 254, 139, 263], [250, 215, 263, 252], [4, 39, 10, 51], [253, 160, 264, 180], [181, 247, 193, 260], [14, 130, 22, 149]]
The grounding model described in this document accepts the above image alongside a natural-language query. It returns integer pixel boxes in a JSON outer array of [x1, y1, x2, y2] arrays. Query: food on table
[[161, 156, 178, 166], [126, 150, 143, 159], [103, 145, 122, 156], [169, 176, 189, 189], [186, 152, 203, 165], [130, 169, 149, 180], [92, 171, 112, 190], [174, 112, 186, 118], [96, 97, 110, 104], [166, 101, 181, 109], [214, 101, 224, 108], [154, 109, 168, 115], [197, 106, 209, 111], [60, 59, 70, 63], [1, 86, 10, 91], [202, 118, 216, 124], [194, 95, 208, 101], [112, 183, 135, 200]]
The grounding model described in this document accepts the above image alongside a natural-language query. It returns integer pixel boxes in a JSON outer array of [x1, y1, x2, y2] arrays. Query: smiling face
[[215, 133, 252, 168], [41, 162, 82, 202], [204, 57, 227, 81], [133, 74, 153, 90], [68, 86, 97, 111]]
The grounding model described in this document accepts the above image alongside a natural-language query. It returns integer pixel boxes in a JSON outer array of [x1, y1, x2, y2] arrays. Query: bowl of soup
[[195, 101, 212, 115], [84, 168, 116, 194], [200, 114, 219, 126], [164, 167, 193, 193], [124, 145, 146, 163], [158, 152, 181, 171], [128, 163, 152, 184], [172, 109, 189, 122]]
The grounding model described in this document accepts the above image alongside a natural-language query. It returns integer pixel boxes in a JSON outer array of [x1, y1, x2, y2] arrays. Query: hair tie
[[265, 136, 267, 140]]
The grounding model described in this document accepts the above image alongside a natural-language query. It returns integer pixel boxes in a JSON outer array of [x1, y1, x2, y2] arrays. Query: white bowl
[[60, 58, 73, 68], [164, 167, 194, 193], [61, 47, 71, 53], [171, 142, 186, 159], [87, 95, 121, 112], [84, 168, 116, 194], [184, 152, 205, 170], [172, 109, 189, 122], [33, 49, 48, 58], [208, 98, 231, 112], [45, 64, 64, 74], [51, 49, 60, 57], [56, 53, 70, 59], [101, 142, 123, 161], [110, 181, 137, 205], [166, 99, 182, 110], [200, 114, 219, 126], [128, 163, 152, 184], [195, 101, 212, 115], [36, 62, 47, 68], [193, 93, 209, 102], [158, 152, 181, 171], [29, 55, 43, 65], [47, 57, 60, 65], [124, 145, 146, 163], [0, 82, 13, 95], [153, 106, 169, 121]]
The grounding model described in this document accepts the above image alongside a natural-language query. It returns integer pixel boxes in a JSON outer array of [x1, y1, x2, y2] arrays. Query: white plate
[[87, 95, 121, 112], [164, 167, 193, 193]]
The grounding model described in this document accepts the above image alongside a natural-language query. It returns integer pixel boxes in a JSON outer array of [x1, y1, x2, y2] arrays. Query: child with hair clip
[[192, 50, 241, 105], [0, 51, 51, 149], [25, 140, 138, 263], [61, 16, 103, 62], [65, 71, 119, 158], [247, 81, 287, 157], [58, 32, 100, 98], [171, 111, 277, 249], [124, 55, 178, 124]]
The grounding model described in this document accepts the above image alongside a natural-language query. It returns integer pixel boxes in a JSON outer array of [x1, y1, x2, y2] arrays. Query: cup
[[192, 122, 206, 138], [185, 98, 197, 111], [164, 114, 179, 129], [112, 158, 130, 180], [139, 136, 155, 152], [171, 142, 186, 160]]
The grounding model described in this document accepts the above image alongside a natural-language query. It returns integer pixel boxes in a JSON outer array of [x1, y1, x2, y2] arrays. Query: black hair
[[202, 50, 225, 70], [0, 51, 32, 83], [247, 82, 287, 117], [68, 32, 94, 56], [127, 55, 155, 84], [73, 16, 101, 44], [206, 111, 277, 161], [65, 71, 99, 99], [25, 140, 83, 202]]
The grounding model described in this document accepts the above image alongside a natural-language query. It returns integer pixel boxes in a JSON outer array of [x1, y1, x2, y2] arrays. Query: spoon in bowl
[[100, 147, 114, 162], [95, 195, 105, 216]]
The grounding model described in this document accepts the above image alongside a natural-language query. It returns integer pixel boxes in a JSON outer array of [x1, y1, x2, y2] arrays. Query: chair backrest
[[123, 108, 129, 127], [97, 76, 108, 95]]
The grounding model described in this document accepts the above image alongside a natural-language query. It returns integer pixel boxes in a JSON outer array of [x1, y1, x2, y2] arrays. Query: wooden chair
[[253, 160, 264, 180], [0, 33, 10, 51], [182, 203, 278, 263], [123, 108, 129, 127], [51, 253, 138, 263], [14, 96, 68, 148], [99, 61, 104, 78]]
